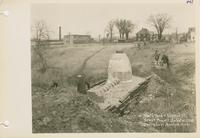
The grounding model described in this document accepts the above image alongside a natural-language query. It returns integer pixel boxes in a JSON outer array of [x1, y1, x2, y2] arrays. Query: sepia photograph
[[31, 2, 196, 133]]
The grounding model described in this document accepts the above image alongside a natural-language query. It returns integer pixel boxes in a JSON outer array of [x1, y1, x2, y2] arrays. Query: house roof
[[136, 28, 150, 35]]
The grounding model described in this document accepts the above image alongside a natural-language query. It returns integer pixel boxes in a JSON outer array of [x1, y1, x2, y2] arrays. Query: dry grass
[[32, 42, 196, 132]]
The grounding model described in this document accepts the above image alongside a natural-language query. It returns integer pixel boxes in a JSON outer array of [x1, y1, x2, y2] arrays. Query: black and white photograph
[[31, 2, 196, 133]]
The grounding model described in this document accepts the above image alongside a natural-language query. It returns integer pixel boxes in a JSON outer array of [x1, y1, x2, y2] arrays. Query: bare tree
[[148, 13, 171, 41], [115, 19, 135, 40], [31, 20, 50, 73], [124, 20, 135, 40], [115, 19, 125, 39], [105, 19, 115, 42]]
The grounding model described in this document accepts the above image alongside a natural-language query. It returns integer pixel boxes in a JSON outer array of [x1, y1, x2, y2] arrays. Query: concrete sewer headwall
[[108, 51, 133, 82]]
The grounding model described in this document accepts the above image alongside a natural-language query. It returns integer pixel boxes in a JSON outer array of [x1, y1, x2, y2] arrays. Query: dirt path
[[76, 47, 107, 74]]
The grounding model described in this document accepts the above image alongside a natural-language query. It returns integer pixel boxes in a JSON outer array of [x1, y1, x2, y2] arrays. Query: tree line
[[105, 19, 135, 42], [105, 13, 171, 42]]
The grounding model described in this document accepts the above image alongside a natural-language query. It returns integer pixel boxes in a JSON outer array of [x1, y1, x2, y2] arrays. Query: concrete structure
[[136, 28, 155, 41], [187, 27, 195, 42], [63, 34, 91, 45], [88, 50, 146, 109], [108, 50, 133, 82]]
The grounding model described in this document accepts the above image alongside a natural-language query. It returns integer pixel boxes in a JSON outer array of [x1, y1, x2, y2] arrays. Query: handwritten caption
[[137, 113, 194, 127]]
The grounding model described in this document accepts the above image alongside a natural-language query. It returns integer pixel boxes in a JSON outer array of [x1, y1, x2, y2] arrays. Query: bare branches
[[32, 20, 51, 73], [105, 19, 115, 42], [115, 19, 124, 39], [148, 13, 171, 41], [124, 20, 135, 40], [115, 19, 135, 40], [32, 20, 50, 46]]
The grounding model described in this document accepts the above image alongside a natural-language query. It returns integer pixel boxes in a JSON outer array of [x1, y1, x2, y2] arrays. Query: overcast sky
[[31, 3, 195, 39]]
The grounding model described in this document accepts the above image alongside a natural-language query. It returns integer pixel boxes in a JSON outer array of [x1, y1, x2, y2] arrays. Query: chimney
[[59, 26, 62, 40]]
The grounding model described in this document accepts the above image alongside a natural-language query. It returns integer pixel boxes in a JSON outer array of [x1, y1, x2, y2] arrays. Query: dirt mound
[[119, 73, 195, 132], [140, 74, 175, 104], [126, 73, 176, 113]]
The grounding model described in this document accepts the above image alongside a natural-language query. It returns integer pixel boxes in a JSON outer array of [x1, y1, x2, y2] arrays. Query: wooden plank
[[90, 79, 106, 88], [107, 76, 152, 114]]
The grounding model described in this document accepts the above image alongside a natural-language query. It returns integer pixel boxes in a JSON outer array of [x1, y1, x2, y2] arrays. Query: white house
[[187, 27, 195, 42]]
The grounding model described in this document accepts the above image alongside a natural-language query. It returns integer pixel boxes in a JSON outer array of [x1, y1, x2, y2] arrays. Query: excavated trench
[[67, 47, 106, 85]]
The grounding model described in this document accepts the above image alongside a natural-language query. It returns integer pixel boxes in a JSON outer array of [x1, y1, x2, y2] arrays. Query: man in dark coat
[[154, 50, 160, 65], [161, 54, 170, 68]]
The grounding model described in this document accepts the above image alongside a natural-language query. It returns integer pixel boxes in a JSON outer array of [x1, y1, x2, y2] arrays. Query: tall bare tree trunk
[[158, 33, 162, 41], [125, 32, 129, 40], [110, 33, 113, 42]]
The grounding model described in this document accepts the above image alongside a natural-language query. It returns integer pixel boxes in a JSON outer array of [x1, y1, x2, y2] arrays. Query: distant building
[[179, 33, 187, 43], [170, 33, 187, 44], [187, 27, 195, 42], [63, 34, 91, 45], [136, 28, 155, 41]]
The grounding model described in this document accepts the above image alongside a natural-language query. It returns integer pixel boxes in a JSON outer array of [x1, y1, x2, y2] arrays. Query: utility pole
[[176, 27, 178, 44]]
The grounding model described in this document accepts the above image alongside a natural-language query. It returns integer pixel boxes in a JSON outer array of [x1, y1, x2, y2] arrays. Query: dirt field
[[32, 42, 196, 132]]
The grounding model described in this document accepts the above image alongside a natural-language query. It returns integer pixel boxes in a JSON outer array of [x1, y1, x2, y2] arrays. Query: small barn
[[136, 28, 155, 41]]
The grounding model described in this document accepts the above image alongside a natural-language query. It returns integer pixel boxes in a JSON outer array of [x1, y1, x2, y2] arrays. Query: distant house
[[179, 33, 187, 43], [63, 34, 91, 44], [187, 27, 195, 42], [136, 28, 155, 41], [170, 33, 187, 44]]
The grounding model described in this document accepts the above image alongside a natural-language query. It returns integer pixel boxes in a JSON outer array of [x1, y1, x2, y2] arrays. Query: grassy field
[[32, 42, 195, 86], [32, 42, 196, 132]]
